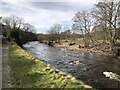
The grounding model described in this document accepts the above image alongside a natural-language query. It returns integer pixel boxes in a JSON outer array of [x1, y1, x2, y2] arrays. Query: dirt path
[[0, 47, 2, 89], [2, 46, 12, 88]]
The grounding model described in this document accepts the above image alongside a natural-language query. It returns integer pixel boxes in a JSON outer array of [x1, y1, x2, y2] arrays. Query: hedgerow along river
[[23, 41, 120, 89]]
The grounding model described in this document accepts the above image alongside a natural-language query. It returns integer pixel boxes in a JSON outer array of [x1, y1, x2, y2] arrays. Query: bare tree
[[22, 23, 36, 33], [2, 15, 24, 42], [72, 11, 93, 47], [92, 0, 120, 47], [2, 15, 23, 30], [0, 17, 2, 23], [1, 15, 37, 46], [47, 23, 61, 43], [118, 1, 120, 27]]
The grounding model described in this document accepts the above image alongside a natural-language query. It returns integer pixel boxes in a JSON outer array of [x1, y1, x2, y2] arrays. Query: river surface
[[23, 41, 120, 89]]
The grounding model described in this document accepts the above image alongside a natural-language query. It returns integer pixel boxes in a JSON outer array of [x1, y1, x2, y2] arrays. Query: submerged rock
[[69, 60, 82, 65]]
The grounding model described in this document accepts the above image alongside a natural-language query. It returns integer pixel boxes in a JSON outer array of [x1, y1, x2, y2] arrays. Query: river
[[23, 41, 120, 89]]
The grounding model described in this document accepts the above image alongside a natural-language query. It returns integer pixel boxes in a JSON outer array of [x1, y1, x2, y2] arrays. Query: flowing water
[[23, 41, 120, 89]]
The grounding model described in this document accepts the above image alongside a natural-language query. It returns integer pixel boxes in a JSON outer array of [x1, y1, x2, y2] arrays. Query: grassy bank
[[54, 39, 120, 56], [8, 42, 92, 88]]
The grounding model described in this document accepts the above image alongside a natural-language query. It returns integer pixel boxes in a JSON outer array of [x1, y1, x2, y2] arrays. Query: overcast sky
[[1, 0, 98, 33]]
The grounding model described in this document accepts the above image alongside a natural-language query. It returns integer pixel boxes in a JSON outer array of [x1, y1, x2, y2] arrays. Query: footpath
[[2, 46, 12, 88]]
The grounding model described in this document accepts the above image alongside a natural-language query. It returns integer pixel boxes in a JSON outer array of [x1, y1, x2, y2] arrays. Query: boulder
[[48, 41, 54, 46], [68, 42, 76, 46]]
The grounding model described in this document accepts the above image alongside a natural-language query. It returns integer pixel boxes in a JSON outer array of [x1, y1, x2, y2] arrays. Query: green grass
[[8, 42, 92, 89]]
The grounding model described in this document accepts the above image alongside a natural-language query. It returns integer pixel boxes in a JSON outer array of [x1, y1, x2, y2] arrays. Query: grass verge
[[8, 42, 92, 89]]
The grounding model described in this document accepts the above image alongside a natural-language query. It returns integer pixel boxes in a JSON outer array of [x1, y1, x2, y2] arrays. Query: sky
[[1, 0, 98, 33]]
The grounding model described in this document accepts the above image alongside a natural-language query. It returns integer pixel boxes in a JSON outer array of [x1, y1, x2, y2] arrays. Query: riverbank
[[54, 40, 117, 56], [8, 42, 92, 88]]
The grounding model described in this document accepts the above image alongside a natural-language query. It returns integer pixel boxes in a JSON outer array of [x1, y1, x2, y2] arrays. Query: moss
[[8, 42, 93, 89]]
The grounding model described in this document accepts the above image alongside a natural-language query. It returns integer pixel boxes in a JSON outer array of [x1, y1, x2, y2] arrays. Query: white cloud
[[2, 0, 18, 4], [2, 0, 98, 3], [1, 0, 98, 33]]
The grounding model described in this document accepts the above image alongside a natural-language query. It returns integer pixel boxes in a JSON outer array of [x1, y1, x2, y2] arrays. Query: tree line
[[38, 0, 120, 49], [1, 15, 37, 46]]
